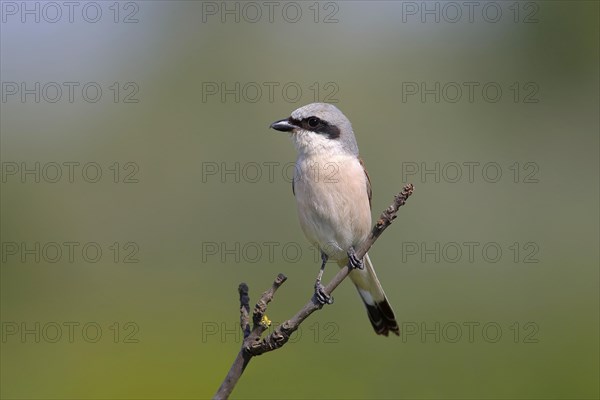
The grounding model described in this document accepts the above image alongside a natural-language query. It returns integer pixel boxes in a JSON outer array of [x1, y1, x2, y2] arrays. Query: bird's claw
[[314, 282, 334, 306], [348, 247, 364, 270]]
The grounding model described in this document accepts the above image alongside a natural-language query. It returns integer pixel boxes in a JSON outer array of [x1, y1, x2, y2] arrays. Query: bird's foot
[[348, 247, 364, 270], [314, 282, 334, 306]]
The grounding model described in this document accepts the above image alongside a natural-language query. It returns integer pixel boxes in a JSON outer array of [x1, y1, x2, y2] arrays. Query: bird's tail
[[342, 253, 399, 336]]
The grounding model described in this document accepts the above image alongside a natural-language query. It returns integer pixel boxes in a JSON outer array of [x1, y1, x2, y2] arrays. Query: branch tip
[[238, 283, 249, 296], [275, 273, 287, 285]]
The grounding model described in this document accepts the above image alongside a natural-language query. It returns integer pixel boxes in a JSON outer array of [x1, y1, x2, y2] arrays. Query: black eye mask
[[289, 116, 341, 139]]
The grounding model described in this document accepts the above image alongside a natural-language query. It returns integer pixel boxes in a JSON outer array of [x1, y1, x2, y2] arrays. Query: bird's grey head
[[270, 103, 359, 157]]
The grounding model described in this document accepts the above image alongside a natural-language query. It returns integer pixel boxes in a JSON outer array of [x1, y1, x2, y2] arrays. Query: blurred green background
[[1, 1, 598, 399]]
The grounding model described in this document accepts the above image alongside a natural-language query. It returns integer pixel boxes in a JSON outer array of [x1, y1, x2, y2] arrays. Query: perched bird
[[270, 103, 399, 336]]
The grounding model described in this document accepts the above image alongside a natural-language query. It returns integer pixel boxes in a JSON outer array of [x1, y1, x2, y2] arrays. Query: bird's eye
[[307, 117, 319, 128]]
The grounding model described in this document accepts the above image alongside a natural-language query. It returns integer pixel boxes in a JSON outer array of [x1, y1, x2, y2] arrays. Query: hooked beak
[[270, 118, 296, 132]]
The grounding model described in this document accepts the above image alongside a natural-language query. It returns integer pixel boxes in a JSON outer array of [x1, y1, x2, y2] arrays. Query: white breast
[[293, 154, 372, 260]]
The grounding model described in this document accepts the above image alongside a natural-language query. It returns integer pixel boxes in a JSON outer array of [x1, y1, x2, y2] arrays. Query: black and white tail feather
[[345, 253, 399, 336]]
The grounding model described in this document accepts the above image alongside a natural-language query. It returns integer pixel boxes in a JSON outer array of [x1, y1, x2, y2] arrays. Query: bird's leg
[[347, 246, 364, 270], [314, 252, 333, 306]]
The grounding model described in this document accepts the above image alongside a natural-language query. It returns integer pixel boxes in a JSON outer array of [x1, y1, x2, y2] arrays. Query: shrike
[[270, 103, 399, 336]]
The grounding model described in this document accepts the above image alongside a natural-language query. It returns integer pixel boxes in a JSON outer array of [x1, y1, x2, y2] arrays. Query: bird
[[270, 103, 399, 336]]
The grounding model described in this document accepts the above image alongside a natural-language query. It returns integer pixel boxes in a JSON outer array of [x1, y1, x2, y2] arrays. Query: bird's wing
[[359, 157, 372, 209]]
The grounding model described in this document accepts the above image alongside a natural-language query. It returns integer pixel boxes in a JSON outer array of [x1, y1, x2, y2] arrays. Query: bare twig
[[238, 283, 250, 339], [252, 273, 287, 333], [214, 275, 287, 398], [213, 184, 414, 399]]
